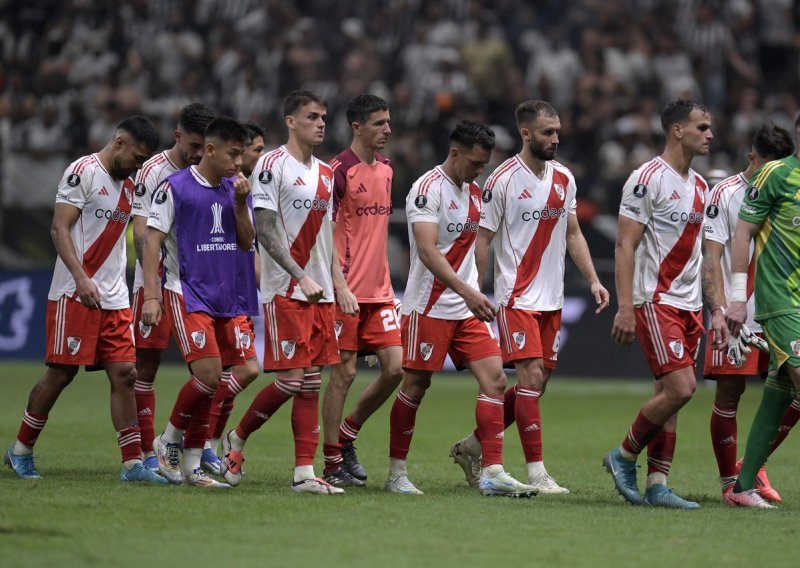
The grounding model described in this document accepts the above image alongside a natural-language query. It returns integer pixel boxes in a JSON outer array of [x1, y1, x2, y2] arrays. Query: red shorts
[[131, 288, 172, 350], [402, 311, 500, 372], [165, 290, 246, 367], [263, 296, 340, 371], [496, 306, 561, 369], [45, 295, 135, 366], [335, 301, 402, 354], [234, 315, 257, 361], [703, 331, 769, 378], [635, 302, 704, 378]]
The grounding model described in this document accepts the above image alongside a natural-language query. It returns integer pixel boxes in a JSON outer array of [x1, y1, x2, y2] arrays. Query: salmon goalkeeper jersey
[[738, 154, 800, 321]]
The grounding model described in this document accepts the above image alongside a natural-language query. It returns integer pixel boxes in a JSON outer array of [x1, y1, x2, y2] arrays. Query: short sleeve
[[55, 164, 90, 210], [703, 185, 730, 245], [147, 180, 175, 234], [567, 177, 578, 215], [132, 165, 159, 218], [479, 178, 504, 232], [251, 160, 280, 212], [618, 169, 653, 224], [406, 179, 441, 224], [739, 163, 778, 224], [331, 164, 347, 222]]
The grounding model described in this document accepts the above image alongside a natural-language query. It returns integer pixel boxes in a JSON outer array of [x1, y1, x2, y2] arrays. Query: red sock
[[476, 394, 504, 467], [770, 397, 800, 453], [210, 371, 246, 440], [389, 390, 420, 460], [710, 403, 738, 477], [184, 393, 214, 449], [117, 425, 142, 462], [646, 430, 676, 477], [236, 378, 299, 440], [16, 411, 48, 448], [503, 385, 517, 429], [168, 377, 215, 431], [515, 387, 542, 463], [621, 411, 662, 456], [339, 416, 362, 444], [292, 373, 321, 467], [323, 443, 343, 470], [208, 373, 231, 440], [135, 380, 155, 453]]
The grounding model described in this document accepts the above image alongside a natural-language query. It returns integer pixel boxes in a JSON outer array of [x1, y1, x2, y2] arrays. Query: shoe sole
[[602, 454, 641, 505], [449, 445, 480, 487], [480, 490, 537, 498]]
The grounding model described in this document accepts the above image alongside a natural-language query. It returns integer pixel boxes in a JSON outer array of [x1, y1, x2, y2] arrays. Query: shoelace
[[166, 445, 181, 468]]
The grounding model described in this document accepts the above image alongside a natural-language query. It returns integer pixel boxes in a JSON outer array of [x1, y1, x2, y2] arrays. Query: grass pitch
[[0, 362, 796, 567]]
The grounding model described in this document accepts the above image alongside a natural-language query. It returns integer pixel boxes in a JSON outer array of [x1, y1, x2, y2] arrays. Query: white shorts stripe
[[168, 291, 191, 355], [644, 303, 669, 365]]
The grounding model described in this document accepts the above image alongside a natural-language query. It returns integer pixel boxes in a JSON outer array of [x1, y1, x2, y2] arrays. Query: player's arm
[[330, 220, 358, 315], [611, 216, 645, 346], [132, 216, 148, 264], [566, 213, 609, 314], [141, 227, 167, 325], [413, 221, 495, 322], [475, 227, 495, 292], [51, 202, 101, 309], [232, 173, 256, 250], [254, 208, 324, 303], [726, 218, 760, 335], [701, 238, 729, 349]]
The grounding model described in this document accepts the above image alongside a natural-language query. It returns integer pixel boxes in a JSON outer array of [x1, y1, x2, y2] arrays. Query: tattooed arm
[[702, 238, 729, 349]]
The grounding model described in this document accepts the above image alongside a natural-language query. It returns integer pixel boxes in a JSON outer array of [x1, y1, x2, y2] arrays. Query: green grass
[[0, 362, 796, 567]]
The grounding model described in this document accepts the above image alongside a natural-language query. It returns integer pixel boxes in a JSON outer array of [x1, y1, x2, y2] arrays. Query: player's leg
[[384, 369, 430, 495], [134, 349, 160, 470], [711, 376, 746, 496], [322, 349, 359, 481]]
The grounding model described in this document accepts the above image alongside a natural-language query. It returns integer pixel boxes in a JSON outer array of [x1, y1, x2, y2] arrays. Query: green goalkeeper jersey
[[738, 154, 800, 320]]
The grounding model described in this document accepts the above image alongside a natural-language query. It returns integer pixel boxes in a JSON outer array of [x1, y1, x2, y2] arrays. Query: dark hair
[[660, 99, 708, 133], [178, 103, 217, 135], [282, 90, 326, 117], [752, 123, 794, 161], [346, 94, 389, 125], [242, 121, 266, 144], [116, 115, 159, 152], [449, 120, 495, 151], [204, 117, 248, 145], [794, 113, 800, 129], [515, 100, 558, 126]]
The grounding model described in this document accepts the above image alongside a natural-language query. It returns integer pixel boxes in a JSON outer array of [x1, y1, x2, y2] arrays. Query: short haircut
[[660, 99, 708, 133], [282, 90, 326, 117], [752, 123, 794, 161], [242, 121, 266, 144], [204, 117, 248, 146], [515, 100, 558, 127], [178, 103, 217, 135], [117, 116, 159, 152], [346, 94, 390, 125], [449, 120, 496, 151]]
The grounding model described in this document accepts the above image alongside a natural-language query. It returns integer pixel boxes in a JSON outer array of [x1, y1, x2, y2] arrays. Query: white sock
[[123, 458, 142, 469], [163, 422, 183, 445], [389, 458, 407, 478], [527, 461, 546, 479], [203, 440, 212, 450], [294, 465, 315, 482], [482, 463, 504, 477], [183, 448, 202, 475], [210, 438, 220, 453], [227, 429, 245, 451], [619, 446, 637, 461], [463, 433, 481, 455], [646, 472, 667, 488], [13, 440, 32, 456]]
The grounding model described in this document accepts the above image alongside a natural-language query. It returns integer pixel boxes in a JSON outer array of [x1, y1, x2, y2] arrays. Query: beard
[[531, 142, 557, 161]]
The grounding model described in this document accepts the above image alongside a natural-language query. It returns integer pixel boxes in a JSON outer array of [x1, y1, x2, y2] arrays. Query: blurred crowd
[[1, 0, 799, 266]]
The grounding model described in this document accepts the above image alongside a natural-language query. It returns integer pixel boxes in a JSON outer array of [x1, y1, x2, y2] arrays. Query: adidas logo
[[719, 436, 735, 445], [137, 407, 153, 416], [255, 411, 270, 420], [294, 177, 306, 186], [99, 186, 110, 196], [524, 423, 541, 432], [356, 183, 367, 194], [670, 190, 681, 200], [403, 428, 415, 435], [448, 200, 459, 210], [518, 188, 533, 199]]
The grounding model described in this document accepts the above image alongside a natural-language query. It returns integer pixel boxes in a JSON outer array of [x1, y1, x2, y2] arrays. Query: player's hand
[[233, 172, 251, 203], [709, 310, 730, 351], [141, 297, 162, 326], [75, 274, 101, 310], [335, 284, 359, 316], [725, 301, 746, 337], [611, 307, 636, 346], [393, 297, 403, 324], [591, 281, 610, 314], [463, 288, 496, 322], [298, 275, 325, 303], [727, 333, 751, 369], [740, 324, 769, 353]]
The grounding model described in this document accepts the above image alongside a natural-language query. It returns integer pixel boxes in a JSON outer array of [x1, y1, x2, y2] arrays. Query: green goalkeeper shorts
[[761, 313, 800, 373]]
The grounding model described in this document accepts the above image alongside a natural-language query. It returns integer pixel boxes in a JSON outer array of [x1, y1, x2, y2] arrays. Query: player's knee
[[111, 363, 138, 391], [39, 365, 78, 391], [715, 380, 745, 406], [241, 360, 260, 383], [667, 383, 695, 407]]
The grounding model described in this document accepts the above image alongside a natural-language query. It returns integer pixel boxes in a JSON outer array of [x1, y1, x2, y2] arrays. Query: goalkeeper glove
[[726, 334, 751, 369], [739, 324, 769, 353]]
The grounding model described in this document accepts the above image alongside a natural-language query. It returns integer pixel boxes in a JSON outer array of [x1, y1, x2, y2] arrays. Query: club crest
[[554, 183, 565, 201], [471, 194, 480, 210], [512, 331, 526, 350], [791, 339, 800, 356], [321, 175, 332, 192], [334, 320, 344, 339], [191, 330, 206, 349], [281, 339, 296, 359], [420, 342, 434, 362], [138, 321, 152, 339], [239, 330, 251, 350], [669, 339, 684, 358], [67, 336, 82, 355]]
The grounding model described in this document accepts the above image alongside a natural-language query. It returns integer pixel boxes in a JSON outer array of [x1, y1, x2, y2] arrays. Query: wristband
[[710, 306, 725, 315], [730, 272, 747, 302], [144, 297, 160, 302]]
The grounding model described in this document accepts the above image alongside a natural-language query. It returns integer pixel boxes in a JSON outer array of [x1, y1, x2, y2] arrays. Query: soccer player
[[143, 117, 258, 489], [449, 100, 610, 494], [204, 121, 266, 461], [385, 120, 538, 497], [220, 90, 357, 495], [4, 116, 165, 484], [130, 102, 217, 472], [702, 124, 797, 503], [604, 99, 721, 509], [320, 94, 403, 487], [725, 121, 800, 509]]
